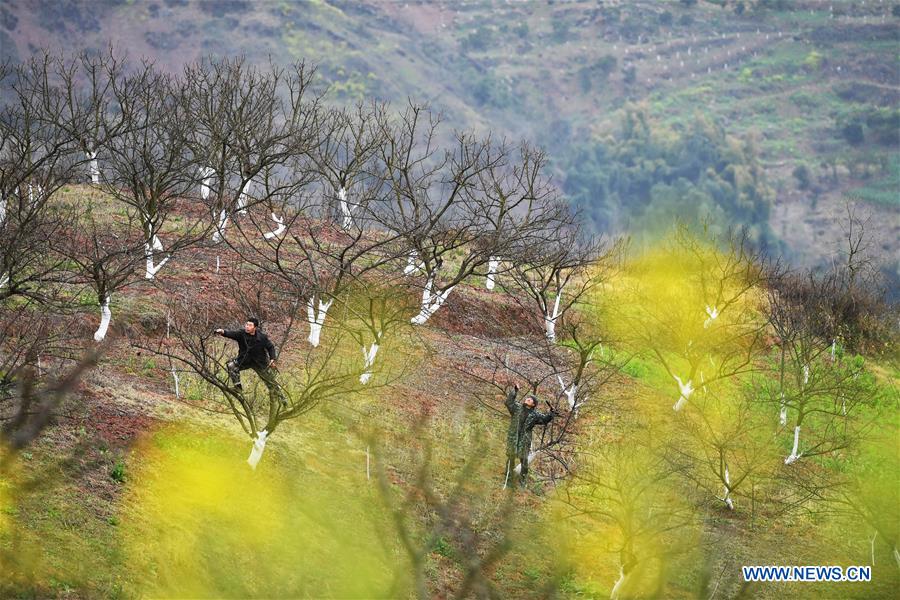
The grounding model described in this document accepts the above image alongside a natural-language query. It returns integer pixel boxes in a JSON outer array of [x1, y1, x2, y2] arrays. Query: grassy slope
[[0, 187, 898, 598]]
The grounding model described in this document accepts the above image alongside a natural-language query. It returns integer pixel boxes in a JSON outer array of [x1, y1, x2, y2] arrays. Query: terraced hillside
[[2, 0, 898, 276]]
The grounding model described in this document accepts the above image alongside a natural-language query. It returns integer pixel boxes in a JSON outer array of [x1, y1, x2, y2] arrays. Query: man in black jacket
[[215, 317, 286, 406]]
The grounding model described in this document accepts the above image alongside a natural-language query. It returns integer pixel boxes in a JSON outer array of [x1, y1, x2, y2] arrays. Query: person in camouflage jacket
[[504, 383, 555, 489]]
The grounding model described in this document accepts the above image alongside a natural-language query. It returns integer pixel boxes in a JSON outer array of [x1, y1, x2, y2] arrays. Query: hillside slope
[[2, 0, 898, 275]]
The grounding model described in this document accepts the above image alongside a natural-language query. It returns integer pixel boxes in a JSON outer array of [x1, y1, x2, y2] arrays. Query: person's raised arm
[[505, 383, 519, 415], [215, 328, 241, 340], [533, 403, 556, 425]]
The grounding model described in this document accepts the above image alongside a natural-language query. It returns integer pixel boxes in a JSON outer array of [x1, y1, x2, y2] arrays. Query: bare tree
[[762, 268, 877, 465], [98, 60, 209, 280], [53, 201, 146, 341], [368, 420, 523, 600], [621, 225, 768, 413], [371, 103, 555, 325], [468, 142, 570, 294], [308, 102, 386, 230], [508, 222, 615, 342], [181, 56, 321, 245], [130, 269, 389, 467], [667, 383, 779, 511], [558, 431, 698, 599], [0, 53, 92, 303]]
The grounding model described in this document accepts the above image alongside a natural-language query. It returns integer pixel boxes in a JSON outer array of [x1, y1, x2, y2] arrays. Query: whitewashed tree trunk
[[199, 166, 214, 200], [485, 257, 499, 290], [166, 311, 180, 398], [359, 335, 381, 385], [247, 430, 268, 469], [556, 374, 579, 411], [722, 466, 734, 510], [544, 289, 563, 342], [263, 213, 285, 240], [784, 425, 802, 464], [88, 150, 100, 184], [703, 305, 719, 328], [0, 274, 8, 289], [610, 567, 627, 600], [338, 186, 353, 230], [411, 275, 454, 325], [26, 183, 37, 202], [93, 295, 112, 342], [212, 209, 229, 243], [236, 180, 249, 214], [403, 250, 423, 275], [215, 256, 220, 273], [144, 235, 171, 279], [672, 374, 693, 411], [306, 296, 333, 347], [779, 392, 788, 426], [893, 546, 900, 571]]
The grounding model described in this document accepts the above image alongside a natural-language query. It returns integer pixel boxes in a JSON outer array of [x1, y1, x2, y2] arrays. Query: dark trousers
[[227, 358, 285, 405], [504, 453, 528, 488]]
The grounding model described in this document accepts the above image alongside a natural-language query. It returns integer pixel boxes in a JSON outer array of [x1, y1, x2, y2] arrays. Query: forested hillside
[[2, 0, 898, 274]]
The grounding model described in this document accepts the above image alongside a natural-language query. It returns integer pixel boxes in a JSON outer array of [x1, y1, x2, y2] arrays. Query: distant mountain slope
[[3, 0, 897, 275]]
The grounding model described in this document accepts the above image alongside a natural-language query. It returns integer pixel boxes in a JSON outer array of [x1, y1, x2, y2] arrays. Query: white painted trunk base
[[411, 276, 454, 325], [722, 466, 734, 510], [213, 209, 229, 242], [544, 289, 563, 342], [403, 250, 423, 275], [784, 425, 802, 464], [236, 182, 249, 215], [557, 374, 579, 411], [338, 186, 353, 230], [307, 297, 333, 347], [144, 235, 170, 279], [703, 304, 719, 328], [27, 183, 44, 203], [360, 339, 380, 384], [263, 213, 285, 240], [88, 151, 100, 184], [610, 567, 627, 600], [672, 375, 693, 411], [485, 257, 499, 291], [779, 392, 788, 426], [199, 167, 214, 200], [247, 430, 268, 469], [93, 296, 111, 342]]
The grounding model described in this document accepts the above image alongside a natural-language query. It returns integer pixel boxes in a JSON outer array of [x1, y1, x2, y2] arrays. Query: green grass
[[851, 155, 900, 207]]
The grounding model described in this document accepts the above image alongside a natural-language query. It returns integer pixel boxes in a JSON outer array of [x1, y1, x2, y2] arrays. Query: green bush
[[110, 460, 127, 484]]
